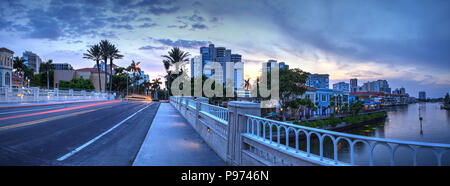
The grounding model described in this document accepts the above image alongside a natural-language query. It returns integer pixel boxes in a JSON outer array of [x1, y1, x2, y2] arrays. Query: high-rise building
[[399, 87, 406, 95], [332, 82, 349, 92], [261, 60, 289, 74], [22, 51, 42, 74], [350, 78, 358, 92], [52, 63, 73, 70], [191, 43, 244, 89], [0, 47, 14, 88], [360, 80, 390, 93], [306, 74, 329, 89], [93, 61, 117, 75], [419, 91, 426, 100]]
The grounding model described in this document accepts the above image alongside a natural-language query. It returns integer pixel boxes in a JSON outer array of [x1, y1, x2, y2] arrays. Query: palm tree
[[13, 57, 33, 87], [13, 57, 27, 75], [39, 60, 54, 89], [127, 60, 141, 93], [151, 78, 162, 99], [83, 44, 103, 92], [108, 44, 123, 92], [161, 47, 190, 98], [100, 40, 113, 92], [244, 78, 251, 91]]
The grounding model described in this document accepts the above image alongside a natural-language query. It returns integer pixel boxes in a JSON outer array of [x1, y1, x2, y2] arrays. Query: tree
[[39, 60, 55, 89], [83, 44, 103, 92], [161, 47, 190, 97], [151, 78, 162, 99], [277, 68, 309, 121], [13, 57, 27, 76], [58, 78, 95, 90], [244, 78, 251, 91], [111, 67, 130, 96], [286, 98, 314, 121], [100, 40, 113, 91], [349, 100, 364, 116], [445, 93, 450, 104], [127, 60, 141, 93], [108, 44, 123, 92], [13, 57, 34, 87]]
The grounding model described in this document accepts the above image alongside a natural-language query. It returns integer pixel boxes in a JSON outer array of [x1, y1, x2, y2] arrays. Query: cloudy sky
[[1, 0, 449, 98]]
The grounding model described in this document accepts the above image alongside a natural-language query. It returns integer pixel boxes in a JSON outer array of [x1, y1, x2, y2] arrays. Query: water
[[306, 102, 450, 166]]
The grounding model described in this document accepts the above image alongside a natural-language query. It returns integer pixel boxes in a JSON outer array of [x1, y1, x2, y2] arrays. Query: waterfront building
[[350, 78, 358, 92], [22, 51, 42, 74], [332, 82, 349, 92], [0, 47, 14, 88], [400, 87, 406, 95], [306, 74, 329, 89], [419, 91, 426, 100], [360, 80, 391, 93], [52, 63, 73, 70]]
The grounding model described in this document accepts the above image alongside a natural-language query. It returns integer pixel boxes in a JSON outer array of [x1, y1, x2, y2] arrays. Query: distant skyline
[[0, 0, 449, 98]]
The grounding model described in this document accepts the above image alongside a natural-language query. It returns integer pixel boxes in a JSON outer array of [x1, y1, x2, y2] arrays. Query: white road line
[[56, 103, 152, 161]]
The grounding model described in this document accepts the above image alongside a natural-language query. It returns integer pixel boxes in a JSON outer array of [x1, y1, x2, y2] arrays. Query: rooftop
[[0, 47, 14, 54], [76, 68, 106, 73]]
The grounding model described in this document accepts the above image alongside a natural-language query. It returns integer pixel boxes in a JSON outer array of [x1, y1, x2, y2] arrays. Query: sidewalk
[[0, 99, 110, 109], [133, 103, 225, 166]]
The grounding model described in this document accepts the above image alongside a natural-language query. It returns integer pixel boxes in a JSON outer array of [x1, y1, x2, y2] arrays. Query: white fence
[[170, 96, 450, 166], [0, 87, 114, 104]]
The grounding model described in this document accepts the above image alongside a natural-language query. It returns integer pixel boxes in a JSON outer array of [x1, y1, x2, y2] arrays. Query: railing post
[[196, 97, 208, 129], [226, 101, 260, 166]]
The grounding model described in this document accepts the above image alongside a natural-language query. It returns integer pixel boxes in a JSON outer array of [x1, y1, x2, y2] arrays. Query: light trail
[[0, 100, 121, 121]]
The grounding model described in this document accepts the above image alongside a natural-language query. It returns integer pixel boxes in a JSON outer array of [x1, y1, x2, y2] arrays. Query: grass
[[293, 111, 387, 128]]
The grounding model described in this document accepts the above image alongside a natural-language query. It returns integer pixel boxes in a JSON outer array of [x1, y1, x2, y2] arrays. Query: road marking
[[57, 103, 152, 161], [0, 106, 112, 131]]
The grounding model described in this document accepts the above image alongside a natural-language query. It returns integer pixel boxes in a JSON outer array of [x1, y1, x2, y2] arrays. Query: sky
[[0, 0, 449, 98]]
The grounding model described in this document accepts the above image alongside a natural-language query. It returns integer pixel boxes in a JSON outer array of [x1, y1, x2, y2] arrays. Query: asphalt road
[[0, 100, 160, 166]]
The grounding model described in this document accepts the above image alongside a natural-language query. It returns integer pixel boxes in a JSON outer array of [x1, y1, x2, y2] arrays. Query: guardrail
[[0, 87, 113, 103], [169, 96, 450, 166], [243, 114, 450, 166], [200, 102, 228, 123]]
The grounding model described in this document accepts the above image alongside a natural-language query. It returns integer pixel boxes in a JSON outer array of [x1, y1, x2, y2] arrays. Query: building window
[[322, 94, 326, 102], [0, 72, 2, 87], [5, 72, 10, 86]]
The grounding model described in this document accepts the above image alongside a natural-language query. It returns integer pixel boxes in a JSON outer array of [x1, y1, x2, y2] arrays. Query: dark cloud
[[2, 0, 178, 40], [345, 70, 383, 78], [138, 23, 158, 28], [139, 45, 167, 50], [156, 39, 212, 49], [191, 23, 208, 30], [267, 0, 450, 71], [111, 24, 134, 30]]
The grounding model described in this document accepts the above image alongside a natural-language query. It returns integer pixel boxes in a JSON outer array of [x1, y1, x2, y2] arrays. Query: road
[[0, 100, 160, 166]]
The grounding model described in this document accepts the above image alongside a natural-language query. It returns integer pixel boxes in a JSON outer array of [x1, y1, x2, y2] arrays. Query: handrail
[[244, 114, 450, 148], [200, 102, 228, 123], [243, 113, 450, 166]]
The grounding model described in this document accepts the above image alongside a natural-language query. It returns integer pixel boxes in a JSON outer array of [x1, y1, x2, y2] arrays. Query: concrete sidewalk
[[133, 103, 225, 166]]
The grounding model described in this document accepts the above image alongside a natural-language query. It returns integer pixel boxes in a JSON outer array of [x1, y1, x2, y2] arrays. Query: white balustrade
[[200, 102, 228, 123], [243, 114, 450, 166]]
